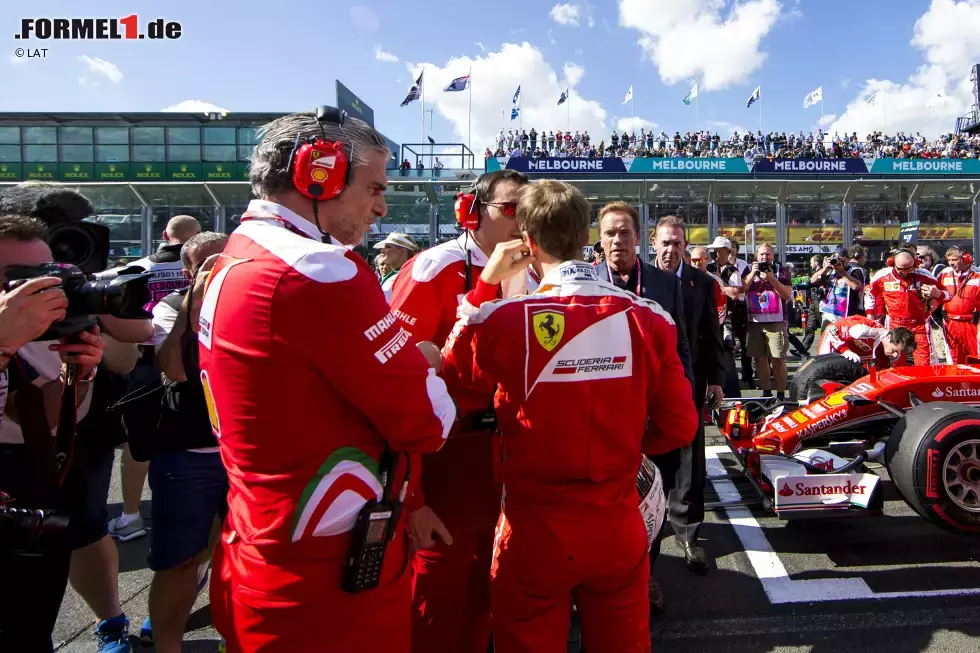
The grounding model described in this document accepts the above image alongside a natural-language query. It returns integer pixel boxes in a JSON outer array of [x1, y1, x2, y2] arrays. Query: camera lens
[[47, 222, 109, 274]]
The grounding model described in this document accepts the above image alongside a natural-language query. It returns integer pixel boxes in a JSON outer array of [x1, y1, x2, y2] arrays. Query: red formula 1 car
[[715, 354, 980, 535]]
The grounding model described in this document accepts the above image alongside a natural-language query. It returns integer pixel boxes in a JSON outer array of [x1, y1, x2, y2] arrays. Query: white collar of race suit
[[537, 260, 598, 290], [456, 233, 490, 267], [245, 199, 342, 246]]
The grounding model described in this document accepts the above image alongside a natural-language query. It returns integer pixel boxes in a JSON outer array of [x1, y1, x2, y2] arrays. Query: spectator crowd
[[486, 128, 980, 161]]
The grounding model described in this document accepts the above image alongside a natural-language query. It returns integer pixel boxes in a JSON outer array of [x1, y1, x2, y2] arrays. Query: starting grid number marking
[[705, 445, 980, 604]]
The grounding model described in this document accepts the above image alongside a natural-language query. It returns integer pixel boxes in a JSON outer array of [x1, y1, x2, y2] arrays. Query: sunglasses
[[690, 257, 706, 263], [485, 201, 518, 218]]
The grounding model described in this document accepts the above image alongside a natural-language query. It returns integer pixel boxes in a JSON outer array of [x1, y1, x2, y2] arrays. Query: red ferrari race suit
[[197, 200, 456, 653], [865, 267, 950, 366], [937, 266, 980, 364], [388, 233, 500, 653], [441, 261, 698, 653], [817, 314, 894, 369]]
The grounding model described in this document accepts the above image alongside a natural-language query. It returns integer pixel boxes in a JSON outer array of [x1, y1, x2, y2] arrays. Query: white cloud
[[78, 77, 99, 89], [78, 55, 122, 83], [550, 3, 581, 26], [349, 5, 379, 32], [827, 0, 980, 139], [161, 100, 230, 114], [374, 45, 399, 63], [616, 117, 658, 133], [840, 77, 851, 89], [708, 120, 749, 137], [618, 0, 782, 91], [817, 113, 837, 128], [548, 29, 557, 45], [9, 54, 25, 66], [406, 43, 609, 152], [475, 41, 486, 52]]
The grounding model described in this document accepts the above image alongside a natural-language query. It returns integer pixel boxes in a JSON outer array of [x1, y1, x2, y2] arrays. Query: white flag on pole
[[867, 93, 877, 106], [622, 86, 633, 104], [803, 86, 823, 108]]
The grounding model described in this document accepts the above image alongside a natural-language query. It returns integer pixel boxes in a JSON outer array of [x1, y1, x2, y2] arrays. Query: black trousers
[[649, 383, 707, 565]]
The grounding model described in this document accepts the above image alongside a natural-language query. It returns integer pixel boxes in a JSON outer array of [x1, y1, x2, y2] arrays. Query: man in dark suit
[[651, 216, 726, 586], [595, 202, 694, 384], [595, 203, 696, 613]]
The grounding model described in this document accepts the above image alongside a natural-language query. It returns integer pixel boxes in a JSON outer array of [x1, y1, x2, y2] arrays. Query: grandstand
[[0, 108, 977, 270]]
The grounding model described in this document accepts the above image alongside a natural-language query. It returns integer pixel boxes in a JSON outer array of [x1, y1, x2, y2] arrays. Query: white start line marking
[[705, 445, 980, 604]]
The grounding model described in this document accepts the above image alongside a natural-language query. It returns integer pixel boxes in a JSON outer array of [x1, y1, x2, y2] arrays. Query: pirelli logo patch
[[374, 327, 411, 364], [555, 356, 628, 374]]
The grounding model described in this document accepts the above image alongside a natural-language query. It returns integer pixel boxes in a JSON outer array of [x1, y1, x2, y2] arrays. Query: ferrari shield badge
[[532, 310, 564, 351]]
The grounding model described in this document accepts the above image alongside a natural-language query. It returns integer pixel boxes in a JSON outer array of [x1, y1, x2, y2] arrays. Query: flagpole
[[419, 69, 425, 160], [759, 87, 763, 134], [467, 67, 472, 156], [566, 92, 570, 133]]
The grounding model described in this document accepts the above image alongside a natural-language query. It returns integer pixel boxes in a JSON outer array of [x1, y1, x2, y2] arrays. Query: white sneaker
[[108, 514, 147, 542]]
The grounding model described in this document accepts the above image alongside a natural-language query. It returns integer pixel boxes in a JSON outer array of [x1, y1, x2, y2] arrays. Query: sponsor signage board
[[753, 158, 870, 174], [25, 162, 57, 180], [96, 162, 129, 180], [0, 163, 20, 180], [773, 473, 879, 511], [869, 158, 980, 175], [336, 80, 375, 127], [59, 162, 94, 181]]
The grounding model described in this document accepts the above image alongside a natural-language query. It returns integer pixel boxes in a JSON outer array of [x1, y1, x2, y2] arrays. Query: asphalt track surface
[[54, 352, 980, 652]]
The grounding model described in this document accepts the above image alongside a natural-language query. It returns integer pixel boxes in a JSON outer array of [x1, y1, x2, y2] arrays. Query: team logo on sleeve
[[290, 447, 383, 542], [532, 310, 564, 351]]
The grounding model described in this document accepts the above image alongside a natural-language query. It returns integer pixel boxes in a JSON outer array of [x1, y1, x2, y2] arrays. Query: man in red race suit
[[938, 246, 980, 364], [197, 109, 456, 653], [817, 314, 916, 369], [388, 169, 529, 652], [865, 250, 950, 366], [440, 180, 698, 652]]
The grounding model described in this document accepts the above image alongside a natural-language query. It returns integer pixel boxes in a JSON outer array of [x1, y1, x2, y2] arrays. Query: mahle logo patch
[[532, 310, 564, 351]]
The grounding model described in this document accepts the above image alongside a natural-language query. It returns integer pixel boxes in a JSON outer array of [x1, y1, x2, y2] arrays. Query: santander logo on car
[[933, 386, 980, 399]]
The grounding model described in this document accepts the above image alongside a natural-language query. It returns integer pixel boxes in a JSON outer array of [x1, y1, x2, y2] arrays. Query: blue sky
[[2, 0, 977, 153]]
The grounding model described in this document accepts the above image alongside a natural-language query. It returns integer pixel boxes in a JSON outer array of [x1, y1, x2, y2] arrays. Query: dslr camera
[[757, 261, 772, 273], [2, 262, 152, 340], [829, 257, 841, 267]]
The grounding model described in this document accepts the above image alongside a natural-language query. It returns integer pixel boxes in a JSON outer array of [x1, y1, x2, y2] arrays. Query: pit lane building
[[0, 110, 977, 268]]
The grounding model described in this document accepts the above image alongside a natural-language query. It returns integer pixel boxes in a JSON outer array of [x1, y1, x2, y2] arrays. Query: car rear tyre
[[788, 353, 866, 403], [886, 402, 980, 535]]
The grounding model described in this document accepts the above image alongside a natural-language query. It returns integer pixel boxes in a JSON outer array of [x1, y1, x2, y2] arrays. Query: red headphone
[[287, 106, 351, 201], [454, 189, 480, 230], [963, 252, 974, 265]]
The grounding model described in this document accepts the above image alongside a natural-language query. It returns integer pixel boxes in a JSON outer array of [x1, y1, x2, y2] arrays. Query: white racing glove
[[841, 349, 862, 363]]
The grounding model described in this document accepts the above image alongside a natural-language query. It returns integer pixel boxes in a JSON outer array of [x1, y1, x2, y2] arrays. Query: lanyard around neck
[[606, 257, 642, 295]]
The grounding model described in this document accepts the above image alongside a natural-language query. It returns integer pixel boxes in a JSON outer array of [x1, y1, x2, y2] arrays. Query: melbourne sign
[[753, 158, 870, 174], [869, 159, 980, 174]]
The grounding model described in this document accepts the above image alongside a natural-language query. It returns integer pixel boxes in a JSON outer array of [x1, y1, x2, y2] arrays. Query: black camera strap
[[54, 363, 80, 486]]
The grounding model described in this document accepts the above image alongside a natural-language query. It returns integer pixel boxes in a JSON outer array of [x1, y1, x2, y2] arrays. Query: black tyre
[[788, 353, 866, 403], [886, 402, 980, 535]]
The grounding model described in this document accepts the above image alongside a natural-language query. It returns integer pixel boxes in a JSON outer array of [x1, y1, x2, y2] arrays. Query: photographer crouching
[[0, 211, 150, 650]]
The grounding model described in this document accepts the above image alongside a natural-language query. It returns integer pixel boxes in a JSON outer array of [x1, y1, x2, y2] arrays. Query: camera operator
[[741, 244, 793, 399], [138, 232, 228, 652], [0, 215, 111, 651], [0, 183, 153, 346], [0, 184, 147, 649], [810, 245, 867, 329]]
